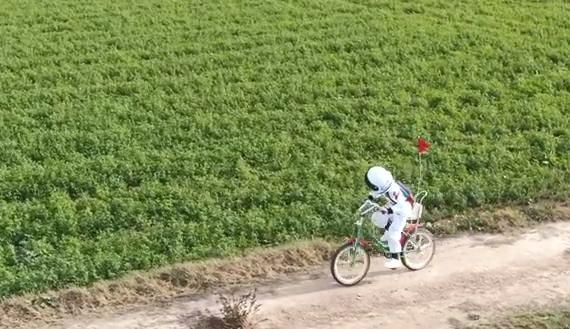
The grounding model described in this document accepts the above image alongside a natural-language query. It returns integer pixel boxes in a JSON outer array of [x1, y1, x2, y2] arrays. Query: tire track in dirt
[[39, 221, 570, 329]]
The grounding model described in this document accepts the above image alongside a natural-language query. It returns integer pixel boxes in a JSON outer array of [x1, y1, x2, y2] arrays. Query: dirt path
[[39, 222, 570, 329]]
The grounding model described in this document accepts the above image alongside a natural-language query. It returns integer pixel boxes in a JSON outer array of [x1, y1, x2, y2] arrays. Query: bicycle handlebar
[[358, 199, 382, 215]]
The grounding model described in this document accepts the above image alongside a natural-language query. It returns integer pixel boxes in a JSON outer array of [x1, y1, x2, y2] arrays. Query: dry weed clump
[[188, 289, 266, 329]]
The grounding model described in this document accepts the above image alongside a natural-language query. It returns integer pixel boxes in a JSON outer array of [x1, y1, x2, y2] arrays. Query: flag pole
[[416, 136, 429, 191], [417, 151, 423, 191]]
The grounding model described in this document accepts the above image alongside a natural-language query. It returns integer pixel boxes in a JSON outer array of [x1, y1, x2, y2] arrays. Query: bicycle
[[330, 190, 436, 286]]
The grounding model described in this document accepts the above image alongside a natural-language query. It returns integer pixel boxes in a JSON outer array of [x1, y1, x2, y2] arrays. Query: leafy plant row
[[0, 0, 568, 297]]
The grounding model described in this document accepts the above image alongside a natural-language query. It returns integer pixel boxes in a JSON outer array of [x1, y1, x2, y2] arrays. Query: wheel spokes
[[334, 245, 369, 284], [403, 232, 434, 269]]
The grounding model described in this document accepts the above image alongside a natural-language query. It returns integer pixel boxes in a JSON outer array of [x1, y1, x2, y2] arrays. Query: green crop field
[[0, 0, 568, 298]]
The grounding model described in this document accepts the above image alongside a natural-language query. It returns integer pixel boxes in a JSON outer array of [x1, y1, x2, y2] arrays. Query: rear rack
[[408, 190, 428, 224]]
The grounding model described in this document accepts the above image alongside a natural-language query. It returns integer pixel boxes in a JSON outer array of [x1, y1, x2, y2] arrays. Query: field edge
[[1, 199, 569, 328]]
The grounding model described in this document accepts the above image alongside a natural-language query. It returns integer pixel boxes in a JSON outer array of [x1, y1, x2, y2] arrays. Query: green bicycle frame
[[347, 192, 428, 259], [347, 199, 391, 261]]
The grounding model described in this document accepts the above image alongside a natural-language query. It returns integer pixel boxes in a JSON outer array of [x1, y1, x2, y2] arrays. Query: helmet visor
[[364, 172, 379, 191]]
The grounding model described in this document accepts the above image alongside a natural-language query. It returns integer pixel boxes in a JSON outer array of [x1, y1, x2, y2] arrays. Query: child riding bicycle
[[364, 165, 415, 269]]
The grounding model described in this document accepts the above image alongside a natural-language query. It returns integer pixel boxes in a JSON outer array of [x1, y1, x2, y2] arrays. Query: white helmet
[[364, 166, 394, 194]]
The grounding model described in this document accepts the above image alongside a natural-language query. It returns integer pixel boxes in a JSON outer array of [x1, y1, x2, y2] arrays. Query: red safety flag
[[417, 137, 431, 155]]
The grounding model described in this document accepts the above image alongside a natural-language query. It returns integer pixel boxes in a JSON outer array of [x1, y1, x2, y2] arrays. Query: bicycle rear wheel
[[401, 228, 436, 270]]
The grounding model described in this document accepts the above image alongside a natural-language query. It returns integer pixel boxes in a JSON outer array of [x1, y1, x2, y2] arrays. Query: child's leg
[[383, 215, 407, 269], [371, 210, 391, 229], [386, 203, 413, 254], [384, 204, 413, 269], [371, 211, 391, 241], [387, 214, 407, 254]]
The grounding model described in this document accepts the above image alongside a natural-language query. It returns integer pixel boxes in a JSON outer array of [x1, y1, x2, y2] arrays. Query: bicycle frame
[[346, 190, 429, 256], [345, 199, 388, 254]]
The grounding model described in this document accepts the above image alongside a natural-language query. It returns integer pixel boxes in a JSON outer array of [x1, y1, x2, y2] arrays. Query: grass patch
[[429, 200, 570, 235], [465, 306, 570, 329]]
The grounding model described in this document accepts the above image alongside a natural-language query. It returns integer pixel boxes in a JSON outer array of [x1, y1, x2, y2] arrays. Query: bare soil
[[27, 220, 570, 329]]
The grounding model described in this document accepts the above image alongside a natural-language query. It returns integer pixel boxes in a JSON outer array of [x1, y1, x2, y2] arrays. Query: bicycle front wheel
[[330, 241, 371, 286]]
